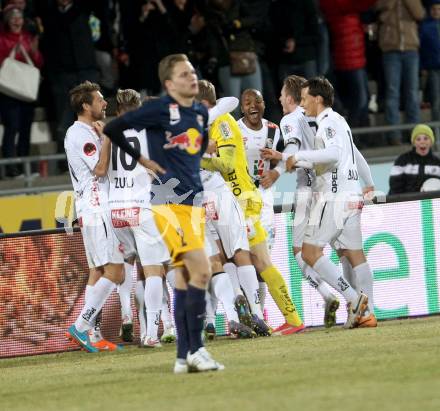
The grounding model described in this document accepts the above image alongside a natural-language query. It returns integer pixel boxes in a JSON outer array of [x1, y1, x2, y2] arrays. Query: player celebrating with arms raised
[[103, 54, 223, 373]]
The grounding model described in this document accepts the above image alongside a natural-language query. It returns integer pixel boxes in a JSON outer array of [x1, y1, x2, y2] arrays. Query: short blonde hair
[[158, 54, 189, 88], [116, 88, 141, 113], [196, 80, 216, 105]]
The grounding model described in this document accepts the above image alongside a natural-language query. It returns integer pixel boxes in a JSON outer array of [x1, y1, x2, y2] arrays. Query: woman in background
[[0, 4, 43, 177]]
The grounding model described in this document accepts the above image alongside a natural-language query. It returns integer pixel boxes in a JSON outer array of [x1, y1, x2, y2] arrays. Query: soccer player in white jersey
[[262, 75, 376, 328], [108, 89, 171, 348], [65, 81, 125, 352], [238, 89, 281, 250], [237, 89, 281, 312], [200, 97, 263, 337], [286, 77, 368, 329], [261, 75, 340, 326]]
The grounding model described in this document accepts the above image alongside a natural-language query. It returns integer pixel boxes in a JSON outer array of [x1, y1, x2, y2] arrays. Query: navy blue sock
[[185, 284, 206, 354], [173, 288, 189, 360]]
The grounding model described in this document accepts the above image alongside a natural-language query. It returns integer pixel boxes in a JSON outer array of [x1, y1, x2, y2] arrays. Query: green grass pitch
[[1, 317, 440, 411]]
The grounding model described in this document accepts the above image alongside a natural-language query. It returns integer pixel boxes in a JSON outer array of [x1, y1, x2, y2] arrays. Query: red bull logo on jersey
[[163, 128, 203, 155]]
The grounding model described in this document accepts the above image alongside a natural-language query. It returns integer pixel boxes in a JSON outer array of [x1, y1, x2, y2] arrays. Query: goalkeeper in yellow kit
[[197, 80, 304, 335]]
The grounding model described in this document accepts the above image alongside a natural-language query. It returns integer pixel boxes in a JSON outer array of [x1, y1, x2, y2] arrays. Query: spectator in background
[[2, 0, 42, 35], [320, 0, 376, 146], [38, 0, 99, 157], [203, 0, 262, 101], [313, 0, 330, 76], [388, 124, 440, 194], [121, 0, 174, 96], [0, 5, 43, 177], [89, 0, 117, 95], [419, 0, 440, 121], [270, 0, 319, 83], [377, 0, 425, 145]]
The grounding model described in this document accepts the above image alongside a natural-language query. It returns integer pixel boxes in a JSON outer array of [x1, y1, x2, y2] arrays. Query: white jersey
[[65, 121, 109, 215], [238, 118, 281, 183], [108, 128, 152, 209], [238, 118, 280, 212], [200, 168, 230, 194], [310, 108, 362, 196], [280, 107, 316, 189]]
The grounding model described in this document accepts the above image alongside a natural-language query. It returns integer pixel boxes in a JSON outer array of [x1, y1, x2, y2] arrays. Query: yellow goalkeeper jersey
[[209, 113, 262, 217]]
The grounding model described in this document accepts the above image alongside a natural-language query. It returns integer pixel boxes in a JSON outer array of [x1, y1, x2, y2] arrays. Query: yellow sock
[[260, 265, 303, 326]]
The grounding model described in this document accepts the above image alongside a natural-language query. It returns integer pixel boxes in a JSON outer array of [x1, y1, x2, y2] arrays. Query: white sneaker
[[140, 336, 162, 348], [187, 347, 225, 372], [174, 359, 188, 374], [160, 326, 176, 343], [344, 293, 369, 329], [199, 347, 225, 371]]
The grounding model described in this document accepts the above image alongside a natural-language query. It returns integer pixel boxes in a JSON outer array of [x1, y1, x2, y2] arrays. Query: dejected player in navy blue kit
[[103, 54, 224, 373]]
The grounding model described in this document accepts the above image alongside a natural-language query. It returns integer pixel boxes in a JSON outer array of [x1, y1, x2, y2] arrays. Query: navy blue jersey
[[105, 95, 209, 206]]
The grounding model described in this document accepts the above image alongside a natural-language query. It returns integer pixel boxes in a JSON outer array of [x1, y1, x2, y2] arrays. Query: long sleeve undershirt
[[200, 145, 235, 174]]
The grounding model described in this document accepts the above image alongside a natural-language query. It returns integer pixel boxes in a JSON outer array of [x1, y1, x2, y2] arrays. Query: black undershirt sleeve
[[103, 117, 141, 161]]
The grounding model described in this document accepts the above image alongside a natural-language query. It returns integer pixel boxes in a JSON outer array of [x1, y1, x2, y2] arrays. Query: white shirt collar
[[316, 107, 332, 125]]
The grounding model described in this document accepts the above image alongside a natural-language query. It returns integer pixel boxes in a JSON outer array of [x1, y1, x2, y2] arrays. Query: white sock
[[166, 269, 176, 289], [145, 276, 163, 339], [353, 262, 374, 314], [205, 290, 216, 324], [340, 256, 357, 290], [313, 256, 358, 305], [237, 265, 264, 318], [75, 277, 115, 332], [118, 262, 133, 321], [134, 280, 147, 338], [161, 283, 173, 329], [296, 252, 335, 302], [258, 281, 267, 312], [85, 285, 96, 327], [211, 273, 239, 323], [223, 262, 242, 296]]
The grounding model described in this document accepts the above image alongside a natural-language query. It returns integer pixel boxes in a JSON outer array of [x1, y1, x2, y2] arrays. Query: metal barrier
[[0, 120, 440, 196]]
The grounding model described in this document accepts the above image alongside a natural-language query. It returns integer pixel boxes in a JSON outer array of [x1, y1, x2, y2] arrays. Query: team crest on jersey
[[219, 121, 232, 139], [325, 127, 336, 139], [282, 125, 292, 135], [83, 142, 97, 156], [163, 128, 203, 154], [169, 104, 181, 125], [196, 114, 204, 127]]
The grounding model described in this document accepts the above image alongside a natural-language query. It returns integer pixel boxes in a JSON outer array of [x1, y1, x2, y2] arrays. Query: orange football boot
[[91, 339, 123, 351], [358, 313, 377, 328], [272, 323, 306, 336]]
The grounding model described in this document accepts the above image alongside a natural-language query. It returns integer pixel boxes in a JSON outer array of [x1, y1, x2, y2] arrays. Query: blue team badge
[[169, 104, 181, 125]]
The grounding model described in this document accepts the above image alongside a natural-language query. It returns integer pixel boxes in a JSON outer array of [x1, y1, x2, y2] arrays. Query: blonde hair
[[116, 89, 141, 113], [283, 75, 306, 104], [196, 80, 216, 105], [158, 53, 189, 88]]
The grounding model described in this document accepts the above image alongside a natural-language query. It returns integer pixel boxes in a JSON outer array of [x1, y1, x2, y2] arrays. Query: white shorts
[[204, 189, 249, 259], [292, 189, 313, 248], [111, 207, 170, 266], [80, 212, 124, 268], [303, 196, 363, 250], [259, 187, 275, 250], [204, 226, 220, 258]]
